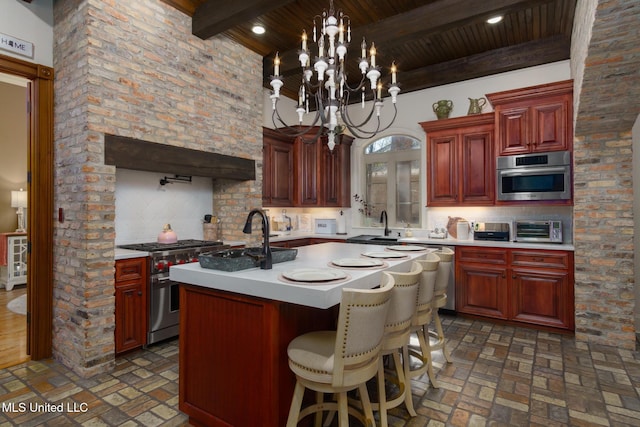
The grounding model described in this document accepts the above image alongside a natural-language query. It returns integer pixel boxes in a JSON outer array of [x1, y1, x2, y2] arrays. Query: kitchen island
[[170, 242, 429, 427]]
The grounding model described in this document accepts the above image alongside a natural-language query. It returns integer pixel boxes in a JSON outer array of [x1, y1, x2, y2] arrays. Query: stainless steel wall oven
[[496, 151, 571, 201]]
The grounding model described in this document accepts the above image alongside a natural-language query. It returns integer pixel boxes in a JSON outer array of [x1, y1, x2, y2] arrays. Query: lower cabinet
[[115, 257, 148, 355], [456, 246, 574, 331]]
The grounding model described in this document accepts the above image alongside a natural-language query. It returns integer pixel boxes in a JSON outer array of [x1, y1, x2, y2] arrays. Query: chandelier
[[269, 0, 400, 151]]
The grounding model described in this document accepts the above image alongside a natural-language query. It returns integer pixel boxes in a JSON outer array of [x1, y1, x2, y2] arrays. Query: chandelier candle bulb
[[302, 29, 307, 51], [274, 53, 280, 76], [370, 43, 376, 67], [391, 62, 397, 84]]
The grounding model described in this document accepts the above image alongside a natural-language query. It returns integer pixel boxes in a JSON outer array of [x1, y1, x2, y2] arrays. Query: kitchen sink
[[198, 247, 298, 271], [346, 234, 398, 245]]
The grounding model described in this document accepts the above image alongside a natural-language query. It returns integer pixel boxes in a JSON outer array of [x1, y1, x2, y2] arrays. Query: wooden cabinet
[[456, 246, 574, 331], [456, 247, 509, 319], [487, 80, 573, 156], [421, 113, 494, 206], [294, 130, 353, 207], [320, 139, 351, 206], [179, 284, 337, 427], [115, 257, 147, 355], [262, 128, 294, 207], [263, 127, 352, 208], [294, 137, 320, 206], [510, 250, 574, 329]]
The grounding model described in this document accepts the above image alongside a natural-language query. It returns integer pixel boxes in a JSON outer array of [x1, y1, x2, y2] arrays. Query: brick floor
[[1, 315, 639, 426]]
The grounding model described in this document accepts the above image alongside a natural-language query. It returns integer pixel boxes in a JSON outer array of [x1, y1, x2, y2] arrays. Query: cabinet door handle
[[138, 291, 142, 296], [512, 274, 517, 279]]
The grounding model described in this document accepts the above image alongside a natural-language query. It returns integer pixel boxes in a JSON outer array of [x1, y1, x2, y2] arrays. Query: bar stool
[[373, 261, 423, 427], [431, 247, 454, 363], [408, 252, 440, 388], [286, 273, 395, 427]]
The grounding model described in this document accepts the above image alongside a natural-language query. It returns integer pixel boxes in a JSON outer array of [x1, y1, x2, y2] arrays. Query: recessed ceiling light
[[252, 25, 265, 35], [487, 15, 503, 24]]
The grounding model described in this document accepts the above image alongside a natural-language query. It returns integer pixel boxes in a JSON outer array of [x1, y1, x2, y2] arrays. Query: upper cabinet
[[263, 128, 294, 207], [263, 127, 352, 208], [487, 80, 573, 156], [421, 114, 494, 207]]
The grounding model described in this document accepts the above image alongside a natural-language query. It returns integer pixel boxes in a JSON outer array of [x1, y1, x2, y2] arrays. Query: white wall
[[1, 0, 53, 66]]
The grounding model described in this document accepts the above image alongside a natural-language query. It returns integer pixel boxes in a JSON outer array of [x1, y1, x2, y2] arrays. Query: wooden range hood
[[105, 134, 255, 181]]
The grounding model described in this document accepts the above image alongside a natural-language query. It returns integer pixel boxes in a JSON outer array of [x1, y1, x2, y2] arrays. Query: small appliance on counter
[[473, 222, 510, 241], [514, 220, 563, 243], [428, 228, 448, 239], [315, 218, 337, 234]]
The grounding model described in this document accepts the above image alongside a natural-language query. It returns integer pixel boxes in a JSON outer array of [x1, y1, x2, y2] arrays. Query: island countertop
[[169, 242, 429, 309]]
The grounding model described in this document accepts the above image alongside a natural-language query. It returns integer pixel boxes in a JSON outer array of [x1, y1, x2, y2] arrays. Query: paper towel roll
[[457, 220, 469, 240]]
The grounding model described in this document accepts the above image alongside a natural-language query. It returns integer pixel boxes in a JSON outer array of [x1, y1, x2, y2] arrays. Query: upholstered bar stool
[[430, 247, 454, 363], [408, 252, 440, 388], [373, 261, 423, 427], [286, 273, 395, 427]]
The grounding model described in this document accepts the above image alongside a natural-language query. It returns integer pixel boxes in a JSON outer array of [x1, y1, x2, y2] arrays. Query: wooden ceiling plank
[[192, 0, 297, 40], [274, 0, 550, 77]]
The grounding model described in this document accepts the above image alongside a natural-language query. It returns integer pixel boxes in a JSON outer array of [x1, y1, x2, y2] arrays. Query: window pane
[[366, 162, 387, 219], [365, 135, 420, 154], [396, 160, 420, 226]]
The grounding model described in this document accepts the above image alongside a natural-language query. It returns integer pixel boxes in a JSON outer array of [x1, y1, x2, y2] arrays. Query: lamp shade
[[11, 190, 27, 208]]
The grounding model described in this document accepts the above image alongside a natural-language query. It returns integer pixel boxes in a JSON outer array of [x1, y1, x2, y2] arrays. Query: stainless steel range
[[118, 239, 228, 345]]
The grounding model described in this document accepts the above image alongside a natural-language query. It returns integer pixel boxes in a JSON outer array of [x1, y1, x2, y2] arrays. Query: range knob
[[156, 261, 165, 271], [178, 259, 186, 265], [191, 257, 199, 263]]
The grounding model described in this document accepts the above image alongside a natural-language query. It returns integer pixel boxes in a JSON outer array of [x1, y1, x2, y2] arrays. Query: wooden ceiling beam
[[398, 35, 570, 93], [192, 0, 297, 40]]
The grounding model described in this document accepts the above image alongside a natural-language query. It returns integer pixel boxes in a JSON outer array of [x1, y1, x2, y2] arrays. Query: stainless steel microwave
[[496, 151, 571, 201]]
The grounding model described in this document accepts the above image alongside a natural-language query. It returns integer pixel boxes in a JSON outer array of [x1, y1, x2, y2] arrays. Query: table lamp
[[11, 189, 27, 233]]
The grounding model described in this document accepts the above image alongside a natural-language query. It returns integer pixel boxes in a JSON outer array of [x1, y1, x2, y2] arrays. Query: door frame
[[0, 53, 54, 359]]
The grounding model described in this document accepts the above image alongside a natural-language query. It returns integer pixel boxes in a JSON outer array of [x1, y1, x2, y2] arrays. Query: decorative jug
[[432, 100, 453, 120], [467, 97, 486, 115]]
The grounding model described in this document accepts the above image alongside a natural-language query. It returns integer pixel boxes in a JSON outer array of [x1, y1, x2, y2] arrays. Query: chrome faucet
[[242, 208, 273, 269], [380, 210, 391, 236]]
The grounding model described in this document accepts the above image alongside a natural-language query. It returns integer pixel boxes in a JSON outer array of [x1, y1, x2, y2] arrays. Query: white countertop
[[267, 231, 574, 251], [169, 242, 429, 309], [115, 248, 149, 260]]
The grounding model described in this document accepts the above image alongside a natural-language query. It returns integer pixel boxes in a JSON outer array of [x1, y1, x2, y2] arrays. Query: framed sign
[[0, 32, 33, 58]]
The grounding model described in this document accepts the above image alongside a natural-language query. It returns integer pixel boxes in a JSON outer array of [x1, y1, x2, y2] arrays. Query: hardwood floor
[[0, 285, 28, 369]]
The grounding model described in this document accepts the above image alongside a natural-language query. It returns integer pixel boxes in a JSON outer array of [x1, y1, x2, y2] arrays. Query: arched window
[[359, 135, 421, 228]]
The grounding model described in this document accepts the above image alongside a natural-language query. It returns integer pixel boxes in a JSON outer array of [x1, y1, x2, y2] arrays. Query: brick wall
[[571, 0, 640, 349], [53, 0, 262, 376]]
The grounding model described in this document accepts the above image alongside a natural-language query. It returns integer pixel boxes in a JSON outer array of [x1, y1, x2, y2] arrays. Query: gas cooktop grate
[[118, 239, 225, 252]]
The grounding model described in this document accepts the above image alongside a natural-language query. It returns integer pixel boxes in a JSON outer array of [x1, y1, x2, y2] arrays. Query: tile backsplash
[[115, 169, 213, 244]]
